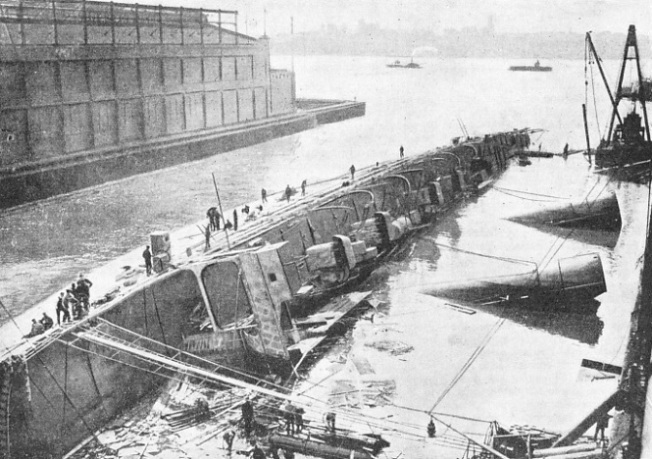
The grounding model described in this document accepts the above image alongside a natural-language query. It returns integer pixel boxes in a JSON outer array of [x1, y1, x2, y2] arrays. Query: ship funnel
[[538, 253, 607, 300], [150, 231, 171, 273], [421, 252, 607, 308], [509, 191, 621, 231]]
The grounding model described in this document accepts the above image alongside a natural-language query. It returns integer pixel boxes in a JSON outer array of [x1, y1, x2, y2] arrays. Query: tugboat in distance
[[387, 57, 422, 69], [509, 60, 552, 72]]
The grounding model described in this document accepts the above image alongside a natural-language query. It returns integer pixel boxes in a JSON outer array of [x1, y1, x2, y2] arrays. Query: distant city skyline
[[117, 0, 651, 38]]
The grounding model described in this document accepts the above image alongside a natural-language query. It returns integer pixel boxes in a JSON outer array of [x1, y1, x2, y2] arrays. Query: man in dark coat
[[143, 245, 152, 276], [241, 397, 254, 437], [204, 224, 211, 251], [25, 319, 45, 338], [222, 430, 235, 455], [76, 273, 93, 310], [325, 411, 336, 434], [233, 209, 238, 231], [248, 441, 265, 459], [294, 407, 305, 433], [283, 402, 296, 435], [206, 207, 220, 230], [594, 413, 611, 442], [40, 312, 54, 330], [64, 289, 78, 320], [56, 292, 69, 325]]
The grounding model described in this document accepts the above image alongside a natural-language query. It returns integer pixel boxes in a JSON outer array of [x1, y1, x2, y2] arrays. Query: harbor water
[[0, 56, 649, 456]]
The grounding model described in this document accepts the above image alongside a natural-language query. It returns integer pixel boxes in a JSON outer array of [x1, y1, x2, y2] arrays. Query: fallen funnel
[[509, 190, 621, 231], [269, 433, 378, 459], [422, 253, 607, 308]]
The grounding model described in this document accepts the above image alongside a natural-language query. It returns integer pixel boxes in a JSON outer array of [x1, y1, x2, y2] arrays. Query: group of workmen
[[206, 165, 378, 246], [282, 402, 306, 436], [263, 155, 417, 206], [56, 274, 93, 325], [202, 203, 266, 251], [230, 397, 337, 458], [223, 397, 271, 458], [202, 178, 319, 252], [24, 273, 93, 338], [282, 180, 308, 203]]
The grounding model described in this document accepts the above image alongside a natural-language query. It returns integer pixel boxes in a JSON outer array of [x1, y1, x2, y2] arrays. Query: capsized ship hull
[[0, 129, 532, 458]]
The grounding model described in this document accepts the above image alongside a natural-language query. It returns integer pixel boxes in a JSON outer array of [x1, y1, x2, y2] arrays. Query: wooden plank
[[580, 359, 622, 375]]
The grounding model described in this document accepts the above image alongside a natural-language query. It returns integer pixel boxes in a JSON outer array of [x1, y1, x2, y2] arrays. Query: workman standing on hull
[[241, 397, 255, 437], [143, 245, 152, 276], [56, 292, 70, 325], [283, 402, 296, 435], [247, 440, 265, 459], [76, 273, 93, 310]]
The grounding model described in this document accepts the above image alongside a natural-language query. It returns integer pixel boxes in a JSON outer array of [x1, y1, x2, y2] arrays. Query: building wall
[[0, 4, 296, 169], [270, 69, 296, 116]]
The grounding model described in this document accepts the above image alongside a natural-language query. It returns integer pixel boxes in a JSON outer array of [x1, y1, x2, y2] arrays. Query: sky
[[120, 0, 652, 37]]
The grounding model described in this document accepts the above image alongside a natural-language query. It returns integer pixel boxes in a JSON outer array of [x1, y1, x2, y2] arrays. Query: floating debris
[[364, 339, 414, 356]]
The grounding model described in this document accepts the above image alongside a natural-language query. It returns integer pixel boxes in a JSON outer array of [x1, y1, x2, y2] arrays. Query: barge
[[0, 129, 532, 458], [509, 61, 552, 72], [0, 1, 365, 209]]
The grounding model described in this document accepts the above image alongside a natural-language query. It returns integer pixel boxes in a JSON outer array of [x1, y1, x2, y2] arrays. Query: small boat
[[387, 58, 421, 69], [509, 60, 552, 72], [517, 154, 532, 166]]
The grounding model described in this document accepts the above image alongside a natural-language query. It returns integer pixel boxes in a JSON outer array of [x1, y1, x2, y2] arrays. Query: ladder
[[67, 321, 294, 402]]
